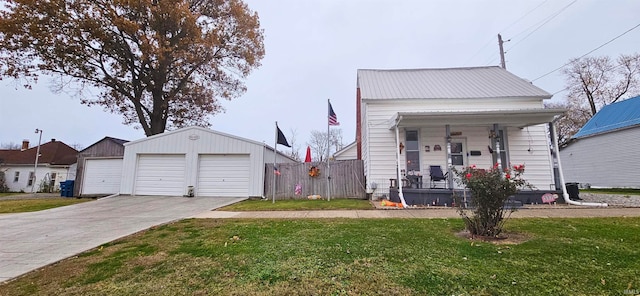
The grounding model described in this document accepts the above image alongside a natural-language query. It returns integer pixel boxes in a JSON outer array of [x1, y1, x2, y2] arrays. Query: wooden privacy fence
[[265, 160, 365, 200]]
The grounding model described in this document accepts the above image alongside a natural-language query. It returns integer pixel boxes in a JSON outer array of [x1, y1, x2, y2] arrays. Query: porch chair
[[429, 165, 448, 189]]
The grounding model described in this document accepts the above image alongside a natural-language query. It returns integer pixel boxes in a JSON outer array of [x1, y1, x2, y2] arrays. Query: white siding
[[197, 154, 250, 196], [507, 125, 555, 190], [334, 143, 357, 160], [4, 165, 73, 193], [81, 158, 123, 195], [120, 126, 295, 197], [362, 98, 556, 196], [560, 127, 640, 188]]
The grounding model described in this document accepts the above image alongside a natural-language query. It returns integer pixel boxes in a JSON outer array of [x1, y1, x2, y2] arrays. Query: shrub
[[453, 163, 530, 237], [0, 171, 8, 192]]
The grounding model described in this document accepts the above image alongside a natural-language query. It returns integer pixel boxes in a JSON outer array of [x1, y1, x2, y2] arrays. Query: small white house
[[355, 66, 566, 205], [560, 95, 640, 188], [0, 139, 77, 192], [119, 126, 296, 197], [333, 141, 357, 161]]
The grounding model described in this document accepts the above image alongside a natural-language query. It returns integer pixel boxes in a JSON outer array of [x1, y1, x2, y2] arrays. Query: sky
[[1, 0, 639, 155]]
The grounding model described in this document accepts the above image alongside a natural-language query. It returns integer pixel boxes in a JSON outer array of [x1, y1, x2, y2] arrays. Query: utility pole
[[498, 34, 507, 69]]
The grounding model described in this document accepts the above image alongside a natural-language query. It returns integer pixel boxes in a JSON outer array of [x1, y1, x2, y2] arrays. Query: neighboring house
[[560, 95, 640, 189], [119, 126, 297, 197], [333, 141, 357, 161], [74, 137, 129, 197], [0, 139, 78, 192], [355, 66, 565, 205]]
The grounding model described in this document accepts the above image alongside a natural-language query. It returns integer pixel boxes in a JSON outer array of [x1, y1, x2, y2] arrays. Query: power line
[[532, 21, 640, 82], [464, 0, 549, 65], [506, 0, 577, 52]]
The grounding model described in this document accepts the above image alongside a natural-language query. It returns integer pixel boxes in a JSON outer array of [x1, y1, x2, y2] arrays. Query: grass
[[0, 198, 92, 213], [582, 188, 640, 196], [1, 217, 639, 295], [0, 192, 28, 197], [218, 198, 374, 211]]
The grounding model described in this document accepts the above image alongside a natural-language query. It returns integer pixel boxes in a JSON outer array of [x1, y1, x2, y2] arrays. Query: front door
[[450, 139, 467, 188]]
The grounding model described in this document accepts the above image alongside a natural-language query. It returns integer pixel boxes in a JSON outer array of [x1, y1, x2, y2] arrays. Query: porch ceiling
[[388, 108, 566, 129]]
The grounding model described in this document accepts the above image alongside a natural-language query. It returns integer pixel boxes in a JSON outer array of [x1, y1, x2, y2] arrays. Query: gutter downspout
[[551, 122, 607, 207], [395, 118, 409, 208]]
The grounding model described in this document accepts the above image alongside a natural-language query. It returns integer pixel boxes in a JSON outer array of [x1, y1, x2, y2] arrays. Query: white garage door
[[134, 154, 186, 196], [82, 158, 123, 195], [198, 154, 250, 197]]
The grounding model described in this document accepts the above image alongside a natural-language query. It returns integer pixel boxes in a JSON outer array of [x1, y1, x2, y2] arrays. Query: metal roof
[[357, 66, 552, 99], [573, 95, 640, 139], [389, 109, 566, 129]]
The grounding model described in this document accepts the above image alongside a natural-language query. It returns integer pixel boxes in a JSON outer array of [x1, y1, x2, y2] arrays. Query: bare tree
[[307, 129, 344, 161], [70, 143, 84, 151], [0, 142, 21, 150], [562, 53, 640, 116], [545, 101, 591, 146], [285, 128, 302, 161]]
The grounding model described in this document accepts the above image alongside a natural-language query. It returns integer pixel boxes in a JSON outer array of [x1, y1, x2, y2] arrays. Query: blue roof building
[[573, 95, 640, 138], [560, 95, 640, 188]]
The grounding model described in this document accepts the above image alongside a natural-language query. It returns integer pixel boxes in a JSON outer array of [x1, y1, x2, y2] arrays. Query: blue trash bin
[[59, 181, 67, 197], [59, 180, 74, 197]]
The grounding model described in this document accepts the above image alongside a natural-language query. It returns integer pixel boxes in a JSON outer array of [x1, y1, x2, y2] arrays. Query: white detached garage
[[120, 126, 296, 197]]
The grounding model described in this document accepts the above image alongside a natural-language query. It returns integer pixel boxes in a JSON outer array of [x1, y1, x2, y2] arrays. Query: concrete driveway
[[0, 195, 244, 283]]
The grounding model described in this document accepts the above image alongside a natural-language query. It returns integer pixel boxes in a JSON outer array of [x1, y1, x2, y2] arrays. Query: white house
[[560, 95, 640, 189], [333, 141, 357, 161], [119, 126, 297, 197], [0, 139, 77, 192], [354, 66, 566, 205]]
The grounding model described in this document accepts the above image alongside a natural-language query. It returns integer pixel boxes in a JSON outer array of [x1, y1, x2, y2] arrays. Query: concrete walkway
[[0, 195, 244, 283], [192, 206, 640, 219]]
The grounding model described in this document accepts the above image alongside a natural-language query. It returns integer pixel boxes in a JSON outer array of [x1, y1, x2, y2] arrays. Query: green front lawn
[[1, 218, 638, 295], [582, 188, 640, 195], [0, 192, 28, 197], [0, 198, 92, 213], [219, 198, 373, 211]]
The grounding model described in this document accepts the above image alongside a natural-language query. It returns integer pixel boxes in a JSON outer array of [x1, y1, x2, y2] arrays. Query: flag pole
[[273, 121, 278, 204], [327, 99, 331, 202]]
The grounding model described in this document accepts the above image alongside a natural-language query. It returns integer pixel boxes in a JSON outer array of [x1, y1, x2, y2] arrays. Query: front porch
[[388, 187, 563, 207]]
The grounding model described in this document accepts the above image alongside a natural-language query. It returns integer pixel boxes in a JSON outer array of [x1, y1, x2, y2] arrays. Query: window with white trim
[[405, 130, 420, 172], [28, 172, 35, 186]]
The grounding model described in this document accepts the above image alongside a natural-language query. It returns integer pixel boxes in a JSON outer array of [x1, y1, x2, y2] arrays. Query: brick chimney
[[21, 140, 29, 151]]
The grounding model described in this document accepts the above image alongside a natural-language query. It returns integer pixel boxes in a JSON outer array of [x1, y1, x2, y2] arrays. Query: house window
[[405, 130, 420, 172], [27, 172, 35, 186], [450, 142, 464, 166], [14, 171, 19, 182]]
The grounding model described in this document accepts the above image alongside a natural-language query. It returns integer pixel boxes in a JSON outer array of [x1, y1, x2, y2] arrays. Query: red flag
[[305, 146, 312, 162]]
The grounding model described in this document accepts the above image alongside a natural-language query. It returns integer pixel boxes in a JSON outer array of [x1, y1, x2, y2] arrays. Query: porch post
[[493, 124, 502, 170], [445, 125, 454, 189], [395, 124, 408, 207]]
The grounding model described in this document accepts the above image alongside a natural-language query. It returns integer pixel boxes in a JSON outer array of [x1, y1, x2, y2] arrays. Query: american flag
[[328, 102, 340, 126], [273, 164, 281, 176]]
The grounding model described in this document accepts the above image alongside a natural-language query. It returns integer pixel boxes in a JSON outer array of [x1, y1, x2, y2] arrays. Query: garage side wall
[[120, 128, 269, 197]]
